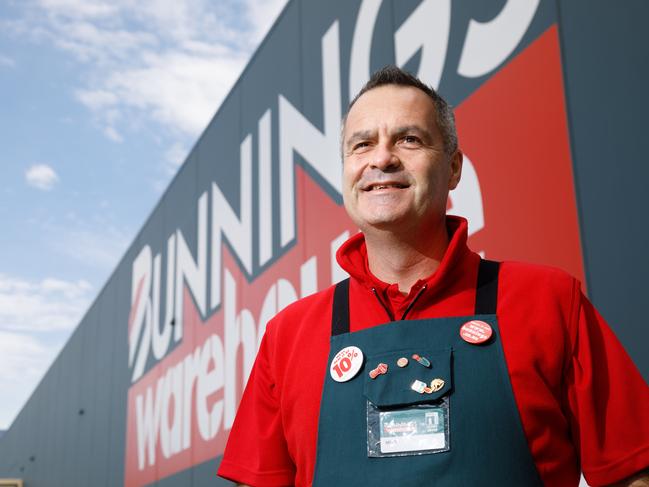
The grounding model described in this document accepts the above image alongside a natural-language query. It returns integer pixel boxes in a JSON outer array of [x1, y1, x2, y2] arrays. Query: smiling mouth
[[363, 183, 409, 191]]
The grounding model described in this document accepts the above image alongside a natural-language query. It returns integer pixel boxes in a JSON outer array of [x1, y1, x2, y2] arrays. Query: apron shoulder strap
[[475, 259, 500, 315], [331, 278, 350, 336], [330, 259, 501, 336]]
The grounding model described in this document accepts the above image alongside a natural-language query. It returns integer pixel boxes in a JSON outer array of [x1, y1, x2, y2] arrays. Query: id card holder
[[367, 398, 450, 457], [364, 349, 452, 458]]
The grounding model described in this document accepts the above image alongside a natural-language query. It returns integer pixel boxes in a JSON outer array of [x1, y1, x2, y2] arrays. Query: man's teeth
[[371, 184, 404, 190]]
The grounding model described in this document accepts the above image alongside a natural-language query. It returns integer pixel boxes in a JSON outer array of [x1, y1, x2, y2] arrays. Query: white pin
[[411, 380, 427, 394], [330, 346, 364, 382]]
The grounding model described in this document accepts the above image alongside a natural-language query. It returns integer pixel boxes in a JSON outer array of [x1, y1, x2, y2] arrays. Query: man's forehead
[[343, 85, 437, 140]]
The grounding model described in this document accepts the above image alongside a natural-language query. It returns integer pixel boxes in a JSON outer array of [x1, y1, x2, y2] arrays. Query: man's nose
[[370, 143, 400, 171]]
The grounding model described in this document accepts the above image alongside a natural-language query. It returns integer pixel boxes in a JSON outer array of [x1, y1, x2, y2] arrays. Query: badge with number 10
[[330, 346, 364, 382]]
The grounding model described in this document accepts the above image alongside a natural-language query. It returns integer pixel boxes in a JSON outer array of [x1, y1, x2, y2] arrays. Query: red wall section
[[457, 25, 585, 285]]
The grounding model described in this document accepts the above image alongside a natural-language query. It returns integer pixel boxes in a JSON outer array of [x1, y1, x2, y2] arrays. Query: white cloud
[[5, 0, 289, 151], [103, 125, 123, 142], [78, 49, 246, 137], [0, 54, 15, 67], [165, 141, 188, 174], [0, 330, 61, 429], [54, 21, 158, 64], [25, 164, 59, 190], [76, 88, 118, 110], [0, 273, 92, 333], [39, 0, 118, 19]]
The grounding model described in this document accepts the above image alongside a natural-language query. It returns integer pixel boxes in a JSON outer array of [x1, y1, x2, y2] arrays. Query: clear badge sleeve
[[367, 397, 450, 457]]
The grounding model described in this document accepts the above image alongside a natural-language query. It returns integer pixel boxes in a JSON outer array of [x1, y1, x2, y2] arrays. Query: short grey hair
[[342, 65, 458, 156]]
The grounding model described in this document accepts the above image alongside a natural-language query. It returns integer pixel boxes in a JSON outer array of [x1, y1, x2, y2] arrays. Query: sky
[[0, 0, 288, 431]]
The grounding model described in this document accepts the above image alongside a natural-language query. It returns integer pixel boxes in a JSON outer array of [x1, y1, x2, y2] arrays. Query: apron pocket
[[363, 348, 452, 408], [364, 349, 453, 457]]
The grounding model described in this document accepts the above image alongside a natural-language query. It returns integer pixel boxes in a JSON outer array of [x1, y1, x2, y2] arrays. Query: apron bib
[[312, 260, 542, 486]]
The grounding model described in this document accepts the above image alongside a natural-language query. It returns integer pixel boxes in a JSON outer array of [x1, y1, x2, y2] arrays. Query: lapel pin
[[430, 378, 445, 392], [369, 363, 388, 379], [412, 353, 431, 368], [460, 320, 493, 344], [411, 380, 427, 394]]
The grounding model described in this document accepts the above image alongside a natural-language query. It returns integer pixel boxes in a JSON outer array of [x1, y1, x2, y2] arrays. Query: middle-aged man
[[218, 66, 649, 486]]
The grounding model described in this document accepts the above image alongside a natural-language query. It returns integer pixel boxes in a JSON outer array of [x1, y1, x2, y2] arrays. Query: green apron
[[312, 260, 543, 486]]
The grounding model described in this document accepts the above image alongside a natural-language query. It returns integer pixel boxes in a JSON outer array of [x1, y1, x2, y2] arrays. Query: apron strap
[[330, 259, 500, 336], [331, 278, 351, 336], [475, 259, 500, 315]]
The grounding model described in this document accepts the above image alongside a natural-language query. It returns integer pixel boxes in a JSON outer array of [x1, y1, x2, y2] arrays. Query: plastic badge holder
[[367, 397, 450, 457]]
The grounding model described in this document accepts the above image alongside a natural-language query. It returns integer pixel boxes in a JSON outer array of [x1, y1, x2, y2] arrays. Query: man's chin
[[354, 211, 447, 237], [357, 216, 410, 234]]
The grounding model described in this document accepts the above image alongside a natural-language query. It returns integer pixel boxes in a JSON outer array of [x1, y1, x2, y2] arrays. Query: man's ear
[[448, 149, 463, 190]]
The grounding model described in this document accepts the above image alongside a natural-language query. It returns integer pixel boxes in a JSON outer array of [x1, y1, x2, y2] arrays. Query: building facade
[[1, 1, 648, 485]]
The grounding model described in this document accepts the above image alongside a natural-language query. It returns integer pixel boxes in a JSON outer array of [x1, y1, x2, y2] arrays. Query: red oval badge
[[460, 320, 493, 344]]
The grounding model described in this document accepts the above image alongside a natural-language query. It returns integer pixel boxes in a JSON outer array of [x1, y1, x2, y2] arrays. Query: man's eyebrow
[[391, 125, 429, 139], [345, 130, 374, 149]]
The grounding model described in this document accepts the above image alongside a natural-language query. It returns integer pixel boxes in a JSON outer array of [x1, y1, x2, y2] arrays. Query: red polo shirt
[[219, 216, 649, 486]]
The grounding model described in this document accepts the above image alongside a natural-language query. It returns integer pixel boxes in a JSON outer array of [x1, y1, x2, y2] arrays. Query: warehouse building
[[1, 1, 647, 485]]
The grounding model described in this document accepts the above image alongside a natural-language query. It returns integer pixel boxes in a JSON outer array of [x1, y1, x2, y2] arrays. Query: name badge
[[367, 398, 450, 457]]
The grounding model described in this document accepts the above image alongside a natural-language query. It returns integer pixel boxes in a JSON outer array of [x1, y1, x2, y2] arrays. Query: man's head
[[343, 66, 458, 156], [341, 66, 462, 238]]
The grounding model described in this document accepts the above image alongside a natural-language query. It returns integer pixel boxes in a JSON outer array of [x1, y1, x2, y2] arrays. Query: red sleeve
[[217, 324, 296, 486], [565, 287, 649, 486]]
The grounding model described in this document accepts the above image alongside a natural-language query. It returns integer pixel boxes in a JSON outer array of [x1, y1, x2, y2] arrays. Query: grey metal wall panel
[[34, 364, 56, 483], [238, 1, 302, 269], [21, 384, 41, 482], [198, 91, 242, 222], [557, 0, 649, 380], [63, 326, 80, 487], [240, 5, 301, 276], [197, 87, 243, 275], [49, 346, 66, 484], [107, 263, 132, 487], [88, 281, 117, 487], [74, 304, 97, 487]]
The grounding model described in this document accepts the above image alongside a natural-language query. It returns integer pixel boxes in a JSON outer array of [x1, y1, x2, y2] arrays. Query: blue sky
[[0, 0, 288, 430]]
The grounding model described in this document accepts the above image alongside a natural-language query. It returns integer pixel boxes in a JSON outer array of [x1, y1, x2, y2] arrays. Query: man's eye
[[402, 135, 420, 144], [353, 142, 370, 151]]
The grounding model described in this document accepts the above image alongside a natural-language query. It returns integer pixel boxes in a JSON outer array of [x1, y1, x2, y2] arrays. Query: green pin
[[412, 354, 431, 368]]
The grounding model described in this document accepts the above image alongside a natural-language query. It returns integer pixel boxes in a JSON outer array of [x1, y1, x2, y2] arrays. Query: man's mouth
[[363, 183, 409, 191]]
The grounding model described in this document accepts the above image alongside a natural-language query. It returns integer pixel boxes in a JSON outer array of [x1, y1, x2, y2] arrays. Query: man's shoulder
[[266, 282, 338, 335], [260, 283, 342, 361], [499, 260, 580, 295]]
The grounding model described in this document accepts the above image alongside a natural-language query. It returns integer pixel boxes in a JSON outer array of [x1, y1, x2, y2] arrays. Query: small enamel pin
[[369, 363, 388, 379], [412, 353, 431, 368], [411, 379, 427, 394], [430, 378, 445, 392]]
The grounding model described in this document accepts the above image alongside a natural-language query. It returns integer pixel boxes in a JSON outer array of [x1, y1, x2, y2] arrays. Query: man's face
[[342, 84, 462, 236]]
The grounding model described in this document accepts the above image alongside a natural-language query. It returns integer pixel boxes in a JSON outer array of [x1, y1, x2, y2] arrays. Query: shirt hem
[[218, 459, 295, 487], [583, 443, 649, 486]]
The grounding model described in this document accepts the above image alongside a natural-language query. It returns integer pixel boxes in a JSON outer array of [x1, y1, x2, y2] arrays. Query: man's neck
[[364, 219, 450, 294]]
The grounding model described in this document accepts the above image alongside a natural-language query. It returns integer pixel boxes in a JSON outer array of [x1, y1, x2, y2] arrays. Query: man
[[218, 66, 649, 486]]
